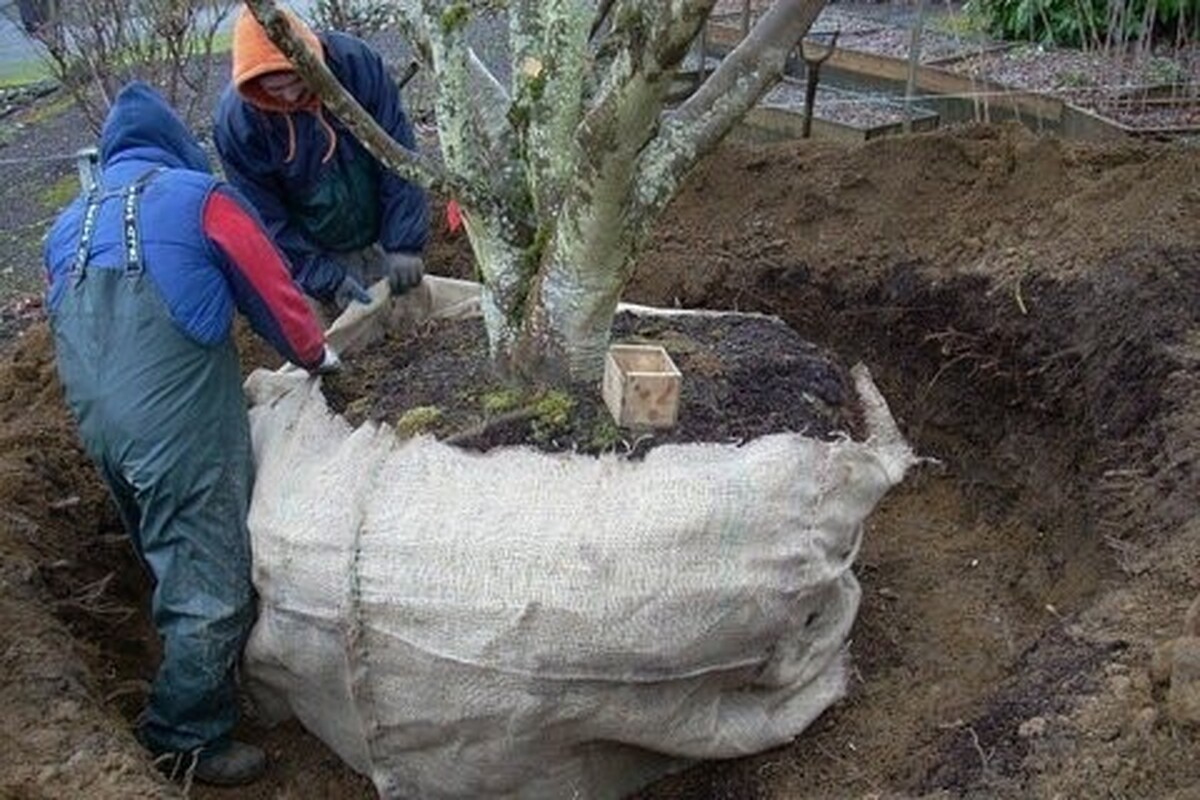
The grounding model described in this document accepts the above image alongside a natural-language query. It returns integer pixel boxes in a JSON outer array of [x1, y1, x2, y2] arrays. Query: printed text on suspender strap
[[122, 167, 164, 276], [70, 192, 102, 285]]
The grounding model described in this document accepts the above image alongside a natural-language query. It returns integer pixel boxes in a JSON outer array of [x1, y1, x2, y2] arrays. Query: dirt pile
[[0, 124, 1198, 799], [0, 326, 166, 797], [635, 123, 1199, 302], [634, 123, 1200, 568], [628, 123, 1200, 798]]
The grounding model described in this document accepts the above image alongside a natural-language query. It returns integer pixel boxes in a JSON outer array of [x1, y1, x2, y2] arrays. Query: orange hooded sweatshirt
[[231, 7, 324, 112], [231, 7, 337, 162]]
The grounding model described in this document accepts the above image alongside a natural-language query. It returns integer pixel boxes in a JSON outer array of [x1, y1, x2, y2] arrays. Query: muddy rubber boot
[[193, 740, 267, 786]]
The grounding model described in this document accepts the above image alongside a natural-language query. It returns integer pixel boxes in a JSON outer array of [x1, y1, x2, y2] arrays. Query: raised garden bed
[[811, 7, 1006, 66], [706, 5, 1198, 140], [746, 76, 939, 142], [949, 45, 1200, 132], [712, 5, 1006, 65]]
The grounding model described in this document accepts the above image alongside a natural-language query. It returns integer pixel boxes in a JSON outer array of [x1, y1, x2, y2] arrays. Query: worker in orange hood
[[214, 6, 429, 312]]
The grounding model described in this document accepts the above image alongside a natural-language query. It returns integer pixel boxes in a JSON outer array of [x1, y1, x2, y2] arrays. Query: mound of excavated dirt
[[0, 326, 165, 797], [628, 123, 1200, 799], [1, 124, 1199, 799]]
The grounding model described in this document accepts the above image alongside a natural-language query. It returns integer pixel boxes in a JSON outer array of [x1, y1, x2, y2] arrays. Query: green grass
[[40, 172, 80, 212], [19, 93, 74, 126], [928, 10, 991, 39], [0, 58, 53, 88], [531, 391, 575, 444], [481, 388, 523, 416], [396, 406, 445, 438], [0, 91, 75, 148], [209, 30, 233, 55]]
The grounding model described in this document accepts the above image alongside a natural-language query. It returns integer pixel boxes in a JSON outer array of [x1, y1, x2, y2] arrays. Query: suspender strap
[[70, 192, 102, 284], [122, 167, 164, 276], [70, 167, 165, 283]]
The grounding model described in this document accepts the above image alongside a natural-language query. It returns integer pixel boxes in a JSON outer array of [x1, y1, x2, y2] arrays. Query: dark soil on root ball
[[322, 310, 862, 455]]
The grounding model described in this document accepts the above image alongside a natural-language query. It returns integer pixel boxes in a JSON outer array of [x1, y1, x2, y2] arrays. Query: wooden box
[[602, 344, 682, 429]]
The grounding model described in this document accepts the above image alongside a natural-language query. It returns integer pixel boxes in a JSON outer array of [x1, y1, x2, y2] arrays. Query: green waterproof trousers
[[50, 175, 255, 755]]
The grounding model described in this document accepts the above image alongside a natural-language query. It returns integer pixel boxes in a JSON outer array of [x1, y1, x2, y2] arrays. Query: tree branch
[[646, 0, 719, 67], [634, 0, 827, 218], [243, 0, 487, 209], [580, 0, 714, 154], [416, 0, 533, 238], [389, 2, 433, 65], [513, 0, 591, 216], [590, 0, 616, 41], [421, 0, 487, 175]]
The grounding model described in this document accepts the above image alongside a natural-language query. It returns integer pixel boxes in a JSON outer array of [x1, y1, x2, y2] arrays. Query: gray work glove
[[334, 272, 372, 308], [382, 251, 424, 295], [314, 344, 342, 375]]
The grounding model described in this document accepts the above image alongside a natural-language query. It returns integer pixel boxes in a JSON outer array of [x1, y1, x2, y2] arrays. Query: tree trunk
[[508, 232, 634, 384], [245, 0, 830, 386]]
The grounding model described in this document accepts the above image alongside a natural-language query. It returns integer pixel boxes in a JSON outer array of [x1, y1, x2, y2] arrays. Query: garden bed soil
[[811, 7, 998, 65], [715, 4, 999, 64], [2, 124, 1200, 799], [827, 25, 987, 64]]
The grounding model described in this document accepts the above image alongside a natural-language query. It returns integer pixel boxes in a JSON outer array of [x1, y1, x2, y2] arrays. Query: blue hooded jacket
[[214, 30, 430, 301], [44, 82, 324, 368]]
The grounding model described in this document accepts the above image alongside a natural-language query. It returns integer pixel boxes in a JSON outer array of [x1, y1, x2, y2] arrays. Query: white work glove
[[314, 344, 342, 375], [382, 251, 424, 295]]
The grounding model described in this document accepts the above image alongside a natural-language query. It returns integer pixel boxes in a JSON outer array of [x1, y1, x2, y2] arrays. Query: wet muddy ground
[[1, 121, 1198, 799]]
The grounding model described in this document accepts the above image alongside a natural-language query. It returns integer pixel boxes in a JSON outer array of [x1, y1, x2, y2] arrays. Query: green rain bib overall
[[50, 171, 255, 755]]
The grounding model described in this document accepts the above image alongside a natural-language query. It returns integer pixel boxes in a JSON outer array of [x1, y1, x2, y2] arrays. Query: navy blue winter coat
[[214, 30, 430, 301], [44, 82, 324, 368]]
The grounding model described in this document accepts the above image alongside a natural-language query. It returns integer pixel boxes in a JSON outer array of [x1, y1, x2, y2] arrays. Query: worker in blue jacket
[[45, 81, 337, 786], [214, 6, 430, 313]]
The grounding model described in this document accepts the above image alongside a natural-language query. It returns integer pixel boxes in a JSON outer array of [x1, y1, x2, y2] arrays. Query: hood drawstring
[[281, 108, 338, 165], [315, 107, 337, 164], [279, 107, 338, 165], [284, 114, 297, 163]]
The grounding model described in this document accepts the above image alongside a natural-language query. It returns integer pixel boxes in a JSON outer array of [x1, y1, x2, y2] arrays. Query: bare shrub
[[311, 0, 392, 38], [21, 0, 236, 132]]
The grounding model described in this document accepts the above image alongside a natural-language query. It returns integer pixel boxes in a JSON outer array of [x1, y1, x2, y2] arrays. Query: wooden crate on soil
[[602, 344, 682, 430]]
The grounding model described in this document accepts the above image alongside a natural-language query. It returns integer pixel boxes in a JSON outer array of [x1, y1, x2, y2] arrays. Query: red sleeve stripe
[[203, 190, 325, 367]]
